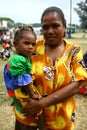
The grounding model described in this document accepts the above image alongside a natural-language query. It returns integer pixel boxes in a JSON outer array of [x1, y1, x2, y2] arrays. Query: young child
[[78, 51, 87, 95], [1, 42, 11, 59], [3, 26, 46, 130]]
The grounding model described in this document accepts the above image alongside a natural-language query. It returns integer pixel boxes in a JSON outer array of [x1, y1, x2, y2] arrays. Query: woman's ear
[[64, 21, 66, 29], [63, 21, 67, 37]]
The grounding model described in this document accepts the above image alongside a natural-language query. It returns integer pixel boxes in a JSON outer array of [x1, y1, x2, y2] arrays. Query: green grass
[[0, 45, 15, 130], [0, 33, 87, 130]]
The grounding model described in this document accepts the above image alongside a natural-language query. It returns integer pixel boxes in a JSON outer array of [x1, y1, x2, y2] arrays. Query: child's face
[[14, 32, 36, 57]]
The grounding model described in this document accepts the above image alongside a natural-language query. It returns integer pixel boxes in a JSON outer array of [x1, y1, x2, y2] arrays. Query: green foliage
[[32, 23, 41, 27], [74, 0, 87, 29], [0, 17, 14, 23], [0, 17, 15, 28], [7, 21, 14, 28]]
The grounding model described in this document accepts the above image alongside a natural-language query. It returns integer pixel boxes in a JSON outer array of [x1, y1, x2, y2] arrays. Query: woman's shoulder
[[64, 39, 80, 47], [64, 39, 81, 55]]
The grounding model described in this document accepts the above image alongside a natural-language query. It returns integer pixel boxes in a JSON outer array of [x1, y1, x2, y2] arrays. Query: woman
[[17, 6, 87, 130]]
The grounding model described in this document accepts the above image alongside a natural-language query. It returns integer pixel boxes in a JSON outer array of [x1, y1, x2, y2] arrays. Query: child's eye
[[24, 42, 29, 45], [24, 42, 36, 46], [31, 43, 36, 46]]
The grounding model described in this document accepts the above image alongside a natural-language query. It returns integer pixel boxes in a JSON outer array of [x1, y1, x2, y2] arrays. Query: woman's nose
[[47, 27, 54, 33]]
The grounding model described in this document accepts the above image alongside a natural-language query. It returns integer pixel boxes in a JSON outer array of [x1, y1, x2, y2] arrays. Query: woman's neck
[[45, 41, 66, 66]]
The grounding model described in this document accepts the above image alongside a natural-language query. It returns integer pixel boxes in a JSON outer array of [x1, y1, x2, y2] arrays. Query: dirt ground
[[75, 95, 87, 130]]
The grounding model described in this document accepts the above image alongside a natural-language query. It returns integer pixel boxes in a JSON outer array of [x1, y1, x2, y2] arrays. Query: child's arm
[[23, 83, 41, 100]]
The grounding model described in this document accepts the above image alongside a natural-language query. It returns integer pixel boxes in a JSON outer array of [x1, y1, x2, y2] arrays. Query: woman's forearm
[[21, 81, 80, 115], [41, 81, 80, 108]]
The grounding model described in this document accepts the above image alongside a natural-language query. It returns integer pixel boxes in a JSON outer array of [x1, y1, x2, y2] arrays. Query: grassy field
[[0, 33, 87, 130]]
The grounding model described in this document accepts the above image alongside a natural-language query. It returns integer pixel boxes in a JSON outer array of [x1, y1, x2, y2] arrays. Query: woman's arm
[[41, 81, 80, 107], [22, 81, 80, 115]]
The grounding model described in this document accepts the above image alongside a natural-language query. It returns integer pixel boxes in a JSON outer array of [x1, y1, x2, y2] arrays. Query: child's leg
[[36, 113, 47, 130], [19, 84, 47, 130], [15, 119, 38, 130]]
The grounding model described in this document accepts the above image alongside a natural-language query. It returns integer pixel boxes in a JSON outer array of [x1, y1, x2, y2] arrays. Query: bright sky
[[0, 0, 84, 25]]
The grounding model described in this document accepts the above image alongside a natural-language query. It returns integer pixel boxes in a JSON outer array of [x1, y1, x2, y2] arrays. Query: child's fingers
[[20, 98, 30, 102]]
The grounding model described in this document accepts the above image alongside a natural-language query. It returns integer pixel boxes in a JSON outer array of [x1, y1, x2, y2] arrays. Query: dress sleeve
[[4, 55, 32, 90], [71, 46, 87, 83], [9, 55, 32, 76]]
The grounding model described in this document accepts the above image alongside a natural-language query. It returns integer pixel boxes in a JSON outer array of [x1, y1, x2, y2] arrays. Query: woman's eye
[[52, 24, 59, 29], [42, 24, 59, 30], [42, 25, 49, 30]]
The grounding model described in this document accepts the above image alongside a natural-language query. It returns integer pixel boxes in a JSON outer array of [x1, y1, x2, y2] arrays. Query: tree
[[74, 0, 87, 29], [0, 17, 15, 28]]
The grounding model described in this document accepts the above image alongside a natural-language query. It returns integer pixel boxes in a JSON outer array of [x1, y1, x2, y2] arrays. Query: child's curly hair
[[14, 24, 36, 42]]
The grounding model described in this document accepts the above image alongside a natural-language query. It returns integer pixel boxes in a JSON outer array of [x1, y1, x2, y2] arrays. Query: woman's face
[[41, 12, 66, 47]]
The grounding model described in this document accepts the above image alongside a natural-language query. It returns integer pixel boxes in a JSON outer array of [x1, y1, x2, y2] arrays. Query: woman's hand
[[21, 98, 44, 116], [21, 81, 80, 116]]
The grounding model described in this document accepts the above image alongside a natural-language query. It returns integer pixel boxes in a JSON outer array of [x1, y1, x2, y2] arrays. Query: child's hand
[[31, 92, 41, 100]]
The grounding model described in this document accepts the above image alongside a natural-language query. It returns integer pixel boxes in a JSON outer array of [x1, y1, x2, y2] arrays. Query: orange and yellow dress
[[30, 39, 87, 130]]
